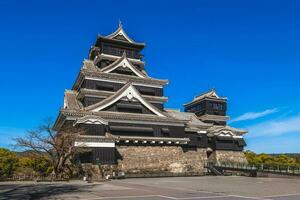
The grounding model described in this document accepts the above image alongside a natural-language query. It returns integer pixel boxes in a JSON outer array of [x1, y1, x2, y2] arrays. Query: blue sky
[[0, 0, 300, 153]]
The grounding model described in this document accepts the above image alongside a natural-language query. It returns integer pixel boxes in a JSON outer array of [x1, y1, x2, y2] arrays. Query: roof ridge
[[100, 23, 145, 45]]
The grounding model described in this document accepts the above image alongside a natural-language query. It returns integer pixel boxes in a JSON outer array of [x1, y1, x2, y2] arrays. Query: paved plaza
[[1, 176, 300, 200]]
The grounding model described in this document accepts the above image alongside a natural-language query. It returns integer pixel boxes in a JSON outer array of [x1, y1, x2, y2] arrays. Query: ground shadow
[[0, 182, 96, 200]]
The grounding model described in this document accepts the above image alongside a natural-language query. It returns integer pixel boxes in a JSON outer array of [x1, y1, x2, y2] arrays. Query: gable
[[103, 99, 157, 115], [100, 54, 146, 78], [110, 66, 139, 76], [106, 25, 135, 43], [207, 91, 220, 98], [112, 34, 129, 42], [86, 83, 166, 117], [74, 115, 108, 125]]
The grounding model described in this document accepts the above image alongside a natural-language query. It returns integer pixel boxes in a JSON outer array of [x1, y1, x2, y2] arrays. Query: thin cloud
[[230, 108, 278, 123], [0, 127, 26, 148], [246, 114, 300, 138]]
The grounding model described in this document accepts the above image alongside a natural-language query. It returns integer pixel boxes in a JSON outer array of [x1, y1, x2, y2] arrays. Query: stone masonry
[[116, 146, 207, 175], [208, 150, 248, 165]]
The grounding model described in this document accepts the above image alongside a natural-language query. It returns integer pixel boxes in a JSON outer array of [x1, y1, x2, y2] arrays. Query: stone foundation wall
[[116, 146, 207, 175], [81, 163, 103, 181], [208, 150, 248, 165], [81, 164, 117, 180]]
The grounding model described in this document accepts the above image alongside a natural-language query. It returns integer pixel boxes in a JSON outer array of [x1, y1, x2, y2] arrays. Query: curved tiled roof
[[85, 82, 167, 117], [72, 68, 168, 90], [64, 90, 83, 110], [60, 109, 186, 124], [101, 22, 145, 46], [100, 53, 147, 78], [208, 125, 247, 136], [166, 109, 212, 128], [184, 89, 227, 106], [77, 88, 168, 103]]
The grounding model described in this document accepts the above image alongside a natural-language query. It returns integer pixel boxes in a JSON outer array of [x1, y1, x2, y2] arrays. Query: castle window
[[161, 128, 170, 137], [117, 103, 143, 113], [219, 104, 223, 110], [117, 107, 142, 113], [211, 103, 224, 110], [96, 84, 114, 91]]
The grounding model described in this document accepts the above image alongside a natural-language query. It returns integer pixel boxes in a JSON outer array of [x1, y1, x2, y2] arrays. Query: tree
[[244, 151, 299, 168], [14, 120, 86, 179], [0, 148, 18, 179], [18, 154, 53, 176]]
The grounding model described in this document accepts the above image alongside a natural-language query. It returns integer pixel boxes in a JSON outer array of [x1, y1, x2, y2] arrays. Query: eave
[[198, 114, 230, 122], [96, 53, 145, 66], [96, 36, 145, 50], [76, 134, 189, 145], [52, 111, 67, 131], [77, 88, 168, 103], [72, 70, 169, 90], [207, 125, 248, 136], [59, 109, 187, 126], [184, 97, 227, 107]]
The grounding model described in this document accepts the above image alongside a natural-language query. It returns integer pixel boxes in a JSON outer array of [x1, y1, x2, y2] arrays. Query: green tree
[[0, 148, 18, 179], [295, 156, 300, 165], [244, 150, 260, 165], [18, 154, 53, 176], [245, 151, 299, 168]]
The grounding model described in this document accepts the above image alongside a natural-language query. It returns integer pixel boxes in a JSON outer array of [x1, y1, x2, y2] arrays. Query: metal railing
[[124, 171, 205, 178], [210, 162, 300, 176]]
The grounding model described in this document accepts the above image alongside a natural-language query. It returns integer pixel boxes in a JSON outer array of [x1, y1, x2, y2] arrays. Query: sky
[[0, 0, 300, 153]]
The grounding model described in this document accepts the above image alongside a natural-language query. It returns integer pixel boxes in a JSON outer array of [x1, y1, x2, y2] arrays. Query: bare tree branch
[[14, 119, 86, 179]]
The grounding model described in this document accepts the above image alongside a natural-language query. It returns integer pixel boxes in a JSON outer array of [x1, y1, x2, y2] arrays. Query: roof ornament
[[126, 91, 134, 101], [118, 19, 123, 28], [122, 51, 127, 68], [100, 20, 145, 46]]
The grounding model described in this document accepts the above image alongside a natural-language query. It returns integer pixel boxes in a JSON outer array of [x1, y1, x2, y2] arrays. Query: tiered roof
[[84, 82, 166, 117], [77, 88, 168, 104], [184, 89, 227, 107], [166, 109, 212, 131], [96, 22, 145, 49], [72, 59, 168, 91], [54, 23, 247, 142], [99, 52, 147, 78]]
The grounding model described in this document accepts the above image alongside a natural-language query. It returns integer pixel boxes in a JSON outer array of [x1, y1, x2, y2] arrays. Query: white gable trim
[[91, 84, 166, 117], [113, 28, 134, 43], [106, 26, 135, 43], [216, 130, 234, 137], [74, 115, 108, 125], [209, 91, 219, 98], [102, 56, 146, 78]]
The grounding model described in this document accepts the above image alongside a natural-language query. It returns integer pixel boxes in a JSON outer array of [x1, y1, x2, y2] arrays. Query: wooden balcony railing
[[102, 46, 142, 59]]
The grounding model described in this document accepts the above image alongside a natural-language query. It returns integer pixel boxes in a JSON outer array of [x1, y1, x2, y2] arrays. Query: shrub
[[0, 148, 18, 179]]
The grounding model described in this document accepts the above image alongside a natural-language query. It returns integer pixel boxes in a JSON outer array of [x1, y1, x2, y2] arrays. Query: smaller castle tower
[[184, 89, 229, 125]]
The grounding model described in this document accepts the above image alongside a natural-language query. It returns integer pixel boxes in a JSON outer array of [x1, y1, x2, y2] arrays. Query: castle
[[53, 23, 247, 177]]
